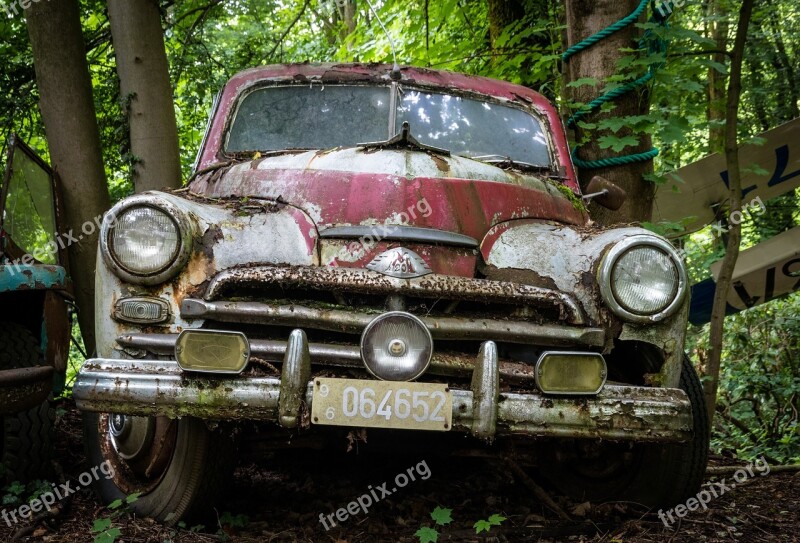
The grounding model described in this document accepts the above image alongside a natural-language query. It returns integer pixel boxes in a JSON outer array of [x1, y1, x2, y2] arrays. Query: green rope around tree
[[563, 0, 672, 170], [562, 0, 651, 63]]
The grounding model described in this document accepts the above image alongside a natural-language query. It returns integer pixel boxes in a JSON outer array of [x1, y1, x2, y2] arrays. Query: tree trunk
[[705, 0, 728, 154], [564, 0, 655, 225], [704, 0, 755, 425], [108, 0, 182, 193], [25, 0, 111, 355], [763, 0, 800, 120], [487, 0, 525, 49], [337, 0, 357, 43]]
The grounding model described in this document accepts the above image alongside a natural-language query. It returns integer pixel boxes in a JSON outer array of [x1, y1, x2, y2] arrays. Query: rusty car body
[[73, 63, 708, 522]]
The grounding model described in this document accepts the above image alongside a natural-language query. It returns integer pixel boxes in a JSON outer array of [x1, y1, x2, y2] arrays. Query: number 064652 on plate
[[311, 378, 453, 431]]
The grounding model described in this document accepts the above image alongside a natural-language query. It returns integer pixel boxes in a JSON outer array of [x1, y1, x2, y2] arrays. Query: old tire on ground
[[83, 412, 234, 524], [538, 354, 708, 508], [0, 322, 55, 482]]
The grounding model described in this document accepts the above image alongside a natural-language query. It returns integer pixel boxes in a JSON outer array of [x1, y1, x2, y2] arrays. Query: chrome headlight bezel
[[100, 195, 194, 286], [598, 234, 688, 323], [360, 311, 434, 381]]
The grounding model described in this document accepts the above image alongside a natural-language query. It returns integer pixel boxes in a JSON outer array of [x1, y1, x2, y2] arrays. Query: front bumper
[[74, 333, 693, 443], [0, 366, 54, 415]]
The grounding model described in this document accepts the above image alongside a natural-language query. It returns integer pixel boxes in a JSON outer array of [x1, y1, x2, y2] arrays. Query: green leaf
[[415, 526, 439, 543], [7, 482, 24, 495], [126, 492, 141, 504], [107, 499, 123, 510], [93, 528, 121, 543], [92, 518, 113, 532], [474, 513, 506, 533], [566, 77, 599, 88], [487, 514, 506, 526], [705, 60, 728, 74], [430, 506, 453, 526], [597, 134, 639, 152], [597, 117, 628, 133]]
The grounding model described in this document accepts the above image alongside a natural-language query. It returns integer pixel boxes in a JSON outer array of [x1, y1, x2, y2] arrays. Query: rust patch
[[431, 154, 450, 173], [483, 265, 559, 291], [201, 225, 223, 258], [185, 252, 212, 288]]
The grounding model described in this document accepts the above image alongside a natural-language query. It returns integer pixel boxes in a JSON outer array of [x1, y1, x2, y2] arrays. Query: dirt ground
[[1, 400, 798, 543]]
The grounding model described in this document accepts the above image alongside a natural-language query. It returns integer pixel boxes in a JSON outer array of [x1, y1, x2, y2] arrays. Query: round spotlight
[[360, 312, 433, 381]]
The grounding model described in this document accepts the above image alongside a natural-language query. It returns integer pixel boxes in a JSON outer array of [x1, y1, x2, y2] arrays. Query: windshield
[[226, 86, 391, 151], [396, 89, 550, 166], [226, 85, 551, 167]]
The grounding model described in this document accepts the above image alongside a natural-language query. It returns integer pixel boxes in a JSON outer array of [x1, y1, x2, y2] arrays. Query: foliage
[[415, 506, 505, 541], [414, 505, 452, 542], [62, 320, 87, 399], [474, 513, 507, 534], [687, 292, 800, 463], [90, 492, 139, 543]]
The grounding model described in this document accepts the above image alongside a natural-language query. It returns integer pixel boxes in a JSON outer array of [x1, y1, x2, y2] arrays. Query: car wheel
[[537, 354, 709, 508], [83, 412, 235, 524], [0, 323, 55, 482]]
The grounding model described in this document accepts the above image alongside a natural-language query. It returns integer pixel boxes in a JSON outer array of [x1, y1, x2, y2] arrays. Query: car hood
[[189, 148, 586, 241]]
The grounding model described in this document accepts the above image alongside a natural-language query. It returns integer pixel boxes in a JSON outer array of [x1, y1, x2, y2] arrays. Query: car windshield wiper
[[465, 154, 551, 172]]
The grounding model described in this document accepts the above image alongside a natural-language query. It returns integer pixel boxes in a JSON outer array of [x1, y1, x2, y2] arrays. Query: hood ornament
[[367, 247, 433, 279]]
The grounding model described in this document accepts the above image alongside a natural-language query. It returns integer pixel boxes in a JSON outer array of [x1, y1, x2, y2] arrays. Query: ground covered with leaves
[[1, 400, 798, 543]]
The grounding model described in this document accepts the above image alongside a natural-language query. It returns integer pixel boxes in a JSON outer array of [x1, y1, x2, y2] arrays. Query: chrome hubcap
[[109, 414, 155, 462]]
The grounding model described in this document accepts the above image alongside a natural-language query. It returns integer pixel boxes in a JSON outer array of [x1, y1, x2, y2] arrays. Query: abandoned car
[[1, 135, 72, 483], [73, 63, 708, 522]]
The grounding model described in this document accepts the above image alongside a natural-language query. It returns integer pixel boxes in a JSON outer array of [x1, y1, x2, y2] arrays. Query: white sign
[[654, 118, 800, 233], [709, 226, 800, 311]]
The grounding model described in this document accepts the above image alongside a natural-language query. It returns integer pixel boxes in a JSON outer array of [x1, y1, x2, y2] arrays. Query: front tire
[[538, 354, 709, 508], [0, 323, 55, 483], [83, 412, 234, 524]]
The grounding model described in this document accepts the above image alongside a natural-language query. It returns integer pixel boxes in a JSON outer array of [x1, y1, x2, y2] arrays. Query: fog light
[[360, 312, 433, 381], [175, 330, 250, 374], [535, 351, 606, 395]]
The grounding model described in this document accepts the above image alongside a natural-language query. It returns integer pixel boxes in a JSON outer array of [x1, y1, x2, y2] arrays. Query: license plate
[[311, 378, 452, 432]]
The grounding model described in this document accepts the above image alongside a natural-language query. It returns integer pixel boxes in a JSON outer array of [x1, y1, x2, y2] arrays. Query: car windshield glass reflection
[[226, 85, 550, 168], [226, 86, 390, 152], [396, 89, 550, 167]]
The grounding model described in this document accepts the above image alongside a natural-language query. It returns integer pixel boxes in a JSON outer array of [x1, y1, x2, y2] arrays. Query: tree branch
[[703, 0, 755, 426], [262, 0, 311, 64]]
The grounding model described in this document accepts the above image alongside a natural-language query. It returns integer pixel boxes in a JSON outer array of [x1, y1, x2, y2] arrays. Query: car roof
[[224, 63, 554, 110]]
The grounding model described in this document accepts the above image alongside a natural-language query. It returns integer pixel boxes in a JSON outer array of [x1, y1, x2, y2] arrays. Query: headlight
[[101, 196, 193, 285], [111, 207, 179, 273], [598, 235, 687, 323], [360, 312, 433, 381]]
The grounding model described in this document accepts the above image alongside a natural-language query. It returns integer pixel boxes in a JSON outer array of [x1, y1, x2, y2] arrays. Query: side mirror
[[582, 176, 627, 211]]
